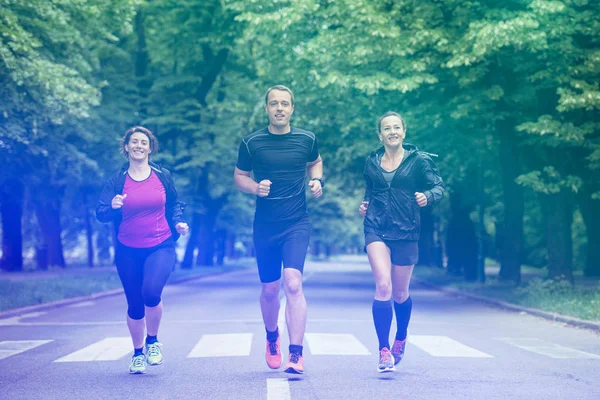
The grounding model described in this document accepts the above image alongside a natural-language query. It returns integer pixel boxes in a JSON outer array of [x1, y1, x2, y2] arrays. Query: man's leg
[[283, 268, 306, 346], [280, 217, 310, 374], [254, 222, 284, 369], [260, 280, 281, 332]]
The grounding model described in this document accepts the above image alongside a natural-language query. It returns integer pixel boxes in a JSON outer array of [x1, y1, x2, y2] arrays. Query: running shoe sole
[[284, 366, 304, 374], [129, 369, 146, 374]]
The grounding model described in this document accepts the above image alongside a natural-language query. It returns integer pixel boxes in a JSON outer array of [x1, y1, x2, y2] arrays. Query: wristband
[[310, 178, 324, 188]]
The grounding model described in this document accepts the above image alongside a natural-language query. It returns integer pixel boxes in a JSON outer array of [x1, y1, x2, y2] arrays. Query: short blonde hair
[[265, 85, 294, 105], [376, 111, 406, 133]]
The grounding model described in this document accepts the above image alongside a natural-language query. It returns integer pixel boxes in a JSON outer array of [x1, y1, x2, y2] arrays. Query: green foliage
[[516, 167, 583, 194], [2, 0, 599, 273]]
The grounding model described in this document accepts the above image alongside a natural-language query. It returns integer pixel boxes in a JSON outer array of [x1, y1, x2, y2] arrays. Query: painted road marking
[[0, 340, 52, 360], [267, 378, 291, 400], [278, 297, 287, 336], [497, 338, 600, 359], [409, 335, 493, 357], [54, 337, 132, 362], [0, 312, 48, 325], [305, 333, 371, 355], [66, 301, 95, 308], [188, 333, 253, 357]]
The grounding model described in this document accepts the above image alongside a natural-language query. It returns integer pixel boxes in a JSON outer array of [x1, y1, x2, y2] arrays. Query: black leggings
[[115, 238, 176, 320]]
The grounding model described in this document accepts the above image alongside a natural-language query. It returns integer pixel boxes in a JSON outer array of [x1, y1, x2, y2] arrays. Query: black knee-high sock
[[394, 296, 412, 341], [266, 327, 279, 343], [372, 299, 393, 351]]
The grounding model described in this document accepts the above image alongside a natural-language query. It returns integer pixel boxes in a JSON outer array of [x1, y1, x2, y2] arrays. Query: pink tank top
[[118, 170, 172, 248]]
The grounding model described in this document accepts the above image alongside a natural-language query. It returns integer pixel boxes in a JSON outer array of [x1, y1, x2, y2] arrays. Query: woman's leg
[[392, 264, 414, 338], [142, 245, 176, 339], [115, 245, 146, 350], [391, 263, 414, 363], [367, 242, 393, 351]]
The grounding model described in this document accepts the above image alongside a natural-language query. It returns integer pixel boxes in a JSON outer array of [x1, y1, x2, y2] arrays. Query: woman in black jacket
[[96, 126, 189, 374], [359, 112, 444, 373]]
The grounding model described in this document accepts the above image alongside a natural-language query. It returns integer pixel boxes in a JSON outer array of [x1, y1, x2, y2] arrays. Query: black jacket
[[363, 144, 444, 240], [96, 161, 186, 242]]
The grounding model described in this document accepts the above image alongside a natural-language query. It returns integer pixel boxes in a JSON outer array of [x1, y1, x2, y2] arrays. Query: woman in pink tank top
[[96, 126, 189, 374]]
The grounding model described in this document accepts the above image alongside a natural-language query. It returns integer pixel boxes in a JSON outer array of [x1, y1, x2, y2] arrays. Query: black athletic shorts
[[365, 233, 419, 266], [253, 215, 311, 283]]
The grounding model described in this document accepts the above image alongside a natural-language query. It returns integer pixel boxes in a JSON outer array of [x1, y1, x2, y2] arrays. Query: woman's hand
[[175, 222, 190, 235], [111, 193, 127, 209], [359, 201, 369, 217], [415, 192, 428, 207]]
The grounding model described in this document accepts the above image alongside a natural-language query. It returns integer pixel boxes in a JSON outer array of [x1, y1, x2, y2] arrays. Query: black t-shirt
[[236, 127, 320, 223]]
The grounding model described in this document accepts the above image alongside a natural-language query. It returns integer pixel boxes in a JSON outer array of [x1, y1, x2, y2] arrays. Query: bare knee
[[375, 281, 392, 300], [393, 290, 409, 303], [284, 277, 303, 297], [261, 281, 281, 300]]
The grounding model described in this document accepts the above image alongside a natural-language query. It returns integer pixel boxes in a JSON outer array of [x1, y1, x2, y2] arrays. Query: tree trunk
[[181, 211, 202, 269], [417, 207, 434, 266], [541, 191, 574, 282], [0, 179, 24, 271], [134, 7, 151, 120], [226, 231, 236, 259], [215, 229, 226, 266], [196, 212, 218, 266], [82, 191, 94, 268], [577, 192, 600, 277], [498, 126, 523, 283], [96, 223, 112, 265], [34, 188, 66, 268]]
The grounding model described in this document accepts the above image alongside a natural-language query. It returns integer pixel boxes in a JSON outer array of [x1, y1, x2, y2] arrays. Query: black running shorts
[[253, 215, 311, 283], [365, 233, 419, 266]]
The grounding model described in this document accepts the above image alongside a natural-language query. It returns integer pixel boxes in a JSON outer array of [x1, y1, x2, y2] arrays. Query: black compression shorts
[[253, 215, 311, 283], [365, 233, 419, 266]]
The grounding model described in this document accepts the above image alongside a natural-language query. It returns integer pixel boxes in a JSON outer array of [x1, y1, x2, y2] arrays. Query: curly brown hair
[[120, 126, 159, 159]]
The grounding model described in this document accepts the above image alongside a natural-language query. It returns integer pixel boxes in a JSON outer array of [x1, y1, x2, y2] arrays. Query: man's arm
[[306, 155, 323, 180], [234, 167, 259, 195], [306, 155, 323, 198]]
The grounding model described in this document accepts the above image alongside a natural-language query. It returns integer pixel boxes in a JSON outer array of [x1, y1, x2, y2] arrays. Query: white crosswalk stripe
[[0, 340, 52, 360], [187, 333, 253, 357], [305, 333, 371, 355], [408, 335, 493, 358], [54, 337, 132, 362], [497, 338, 600, 359], [267, 378, 291, 400], [1, 334, 598, 364]]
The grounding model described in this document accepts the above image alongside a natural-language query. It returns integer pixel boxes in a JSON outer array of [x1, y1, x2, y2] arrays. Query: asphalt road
[[1, 258, 599, 400]]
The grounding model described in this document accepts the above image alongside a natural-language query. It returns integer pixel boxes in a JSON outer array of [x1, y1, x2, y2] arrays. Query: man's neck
[[268, 124, 291, 135]]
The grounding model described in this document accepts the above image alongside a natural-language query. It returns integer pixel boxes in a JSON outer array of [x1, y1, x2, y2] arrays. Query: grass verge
[[413, 267, 600, 322], [0, 262, 252, 313]]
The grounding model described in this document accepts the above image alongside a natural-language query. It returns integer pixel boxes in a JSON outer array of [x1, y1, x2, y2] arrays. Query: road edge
[[0, 268, 244, 319], [414, 278, 600, 333]]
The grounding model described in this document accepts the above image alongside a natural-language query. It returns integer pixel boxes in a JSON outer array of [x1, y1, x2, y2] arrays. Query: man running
[[234, 85, 323, 374]]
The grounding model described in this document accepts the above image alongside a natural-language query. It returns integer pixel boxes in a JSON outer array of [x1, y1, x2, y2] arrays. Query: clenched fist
[[175, 222, 190, 236], [111, 193, 127, 209], [256, 180, 272, 198], [415, 192, 427, 207]]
